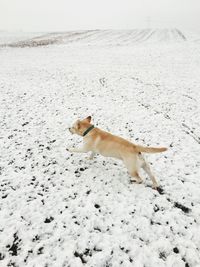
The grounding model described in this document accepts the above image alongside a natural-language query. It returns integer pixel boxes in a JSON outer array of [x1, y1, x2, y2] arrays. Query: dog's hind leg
[[130, 171, 143, 184], [141, 158, 158, 189], [123, 156, 143, 184]]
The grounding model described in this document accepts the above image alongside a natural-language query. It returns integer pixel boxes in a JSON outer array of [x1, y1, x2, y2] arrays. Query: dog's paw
[[130, 179, 142, 184], [86, 156, 94, 160], [152, 183, 159, 190], [155, 186, 164, 194]]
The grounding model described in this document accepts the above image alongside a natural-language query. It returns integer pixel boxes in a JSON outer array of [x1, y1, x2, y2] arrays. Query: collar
[[83, 125, 95, 137]]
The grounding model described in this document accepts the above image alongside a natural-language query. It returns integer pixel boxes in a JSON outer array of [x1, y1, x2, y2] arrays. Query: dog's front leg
[[67, 147, 89, 153], [87, 151, 96, 160], [88, 151, 96, 160]]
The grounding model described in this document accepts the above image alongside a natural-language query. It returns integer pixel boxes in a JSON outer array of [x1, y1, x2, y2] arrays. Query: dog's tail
[[136, 145, 167, 153]]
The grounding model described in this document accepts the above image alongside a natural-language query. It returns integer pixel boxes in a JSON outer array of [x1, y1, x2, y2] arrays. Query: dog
[[67, 116, 167, 189]]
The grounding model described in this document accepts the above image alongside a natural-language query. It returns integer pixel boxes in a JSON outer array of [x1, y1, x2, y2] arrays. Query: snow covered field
[[0, 30, 200, 267], [0, 31, 44, 46]]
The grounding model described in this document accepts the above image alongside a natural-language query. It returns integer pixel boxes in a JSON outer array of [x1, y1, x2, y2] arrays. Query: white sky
[[0, 0, 200, 32]]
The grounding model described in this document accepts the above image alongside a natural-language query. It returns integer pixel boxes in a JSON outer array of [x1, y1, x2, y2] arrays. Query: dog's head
[[69, 116, 92, 136]]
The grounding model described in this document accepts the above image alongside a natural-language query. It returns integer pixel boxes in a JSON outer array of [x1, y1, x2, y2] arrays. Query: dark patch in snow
[[182, 258, 190, 267], [182, 123, 200, 144], [159, 251, 166, 260], [24, 249, 33, 263], [22, 122, 29, 126], [37, 247, 44, 255], [94, 247, 102, 252], [94, 204, 100, 209], [74, 169, 81, 177], [80, 167, 87, 172], [74, 251, 87, 264], [94, 227, 101, 232], [86, 190, 91, 195], [32, 235, 40, 242], [48, 139, 56, 143], [173, 247, 179, 254], [8, 233, 21, 256], [83, 248, 92, 257], [129, 257, 133, 263], [44, 216, 54, 223], [174, 202, 191, 214], [153, 205, 160, 212], [7, 261, 18, 267], [0, 252, 5, 260], [150, 220, 161, 225]]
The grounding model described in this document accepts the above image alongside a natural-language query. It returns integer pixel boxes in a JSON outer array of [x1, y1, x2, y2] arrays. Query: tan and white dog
[[68, 116, 167, 189]]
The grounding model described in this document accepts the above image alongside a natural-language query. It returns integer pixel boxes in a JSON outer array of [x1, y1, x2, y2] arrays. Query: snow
[[0, 31, 44, 45], [0, 30, 200, 267], [0, 29, 187, 48]]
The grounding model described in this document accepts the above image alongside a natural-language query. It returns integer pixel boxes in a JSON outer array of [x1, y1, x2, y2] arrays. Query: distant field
[[1, 28, 199, 47], [0, 31, 44, 45]]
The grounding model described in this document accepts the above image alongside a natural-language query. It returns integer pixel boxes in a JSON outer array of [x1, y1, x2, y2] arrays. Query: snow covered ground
[[0, 30, 200, 267], [0, 31, 44, 46]]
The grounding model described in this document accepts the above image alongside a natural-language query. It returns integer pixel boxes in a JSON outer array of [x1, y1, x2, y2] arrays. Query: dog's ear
[[86, 116, 92, 122]]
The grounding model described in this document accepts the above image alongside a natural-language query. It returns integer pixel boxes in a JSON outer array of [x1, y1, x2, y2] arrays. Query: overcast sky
[[0, 0, 199, 32]]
